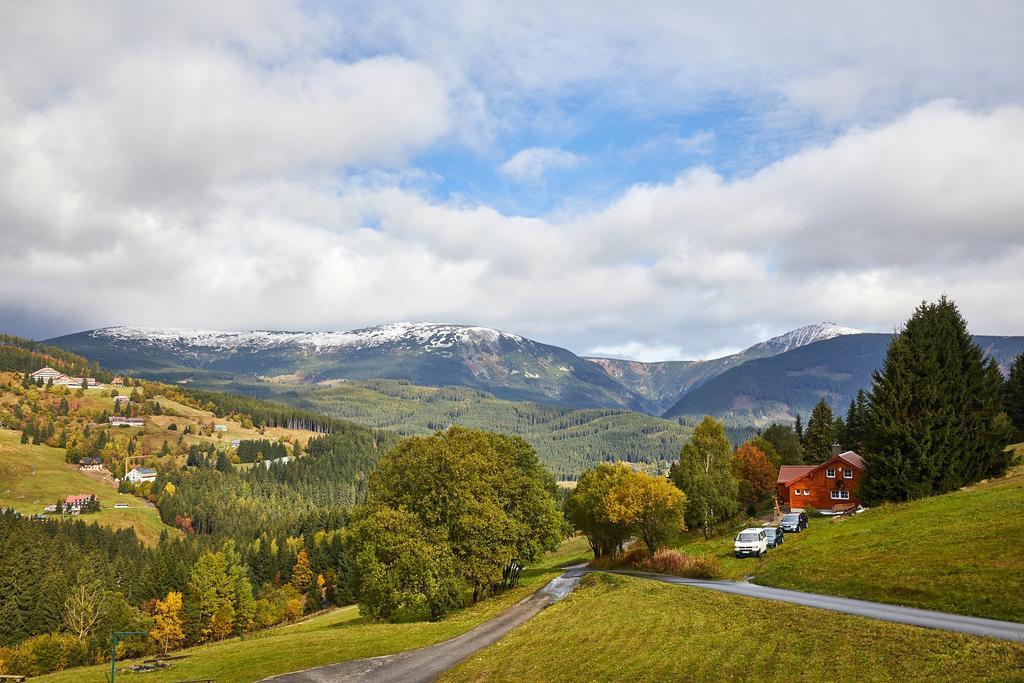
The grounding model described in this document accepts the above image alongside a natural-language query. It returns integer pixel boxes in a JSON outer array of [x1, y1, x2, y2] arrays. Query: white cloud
[[499, 147, 581, 181], [2, 4, 1024, 358]]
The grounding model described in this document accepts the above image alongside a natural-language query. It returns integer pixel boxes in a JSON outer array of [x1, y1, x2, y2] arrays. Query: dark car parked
[[780, 511, 808, 533], [762, 525, 784, 548]]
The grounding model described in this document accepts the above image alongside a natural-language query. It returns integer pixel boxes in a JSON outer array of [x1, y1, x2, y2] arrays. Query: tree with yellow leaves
[[604, 470, 687, 556], [150, 591, 185, 653], [289, 549, 313, 593]]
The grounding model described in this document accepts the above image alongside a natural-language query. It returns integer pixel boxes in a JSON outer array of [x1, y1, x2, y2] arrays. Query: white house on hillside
[[125, 467, 157, 484]]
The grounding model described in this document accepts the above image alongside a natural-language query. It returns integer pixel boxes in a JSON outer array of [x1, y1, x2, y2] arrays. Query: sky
[[2, 1, 1023, 361]]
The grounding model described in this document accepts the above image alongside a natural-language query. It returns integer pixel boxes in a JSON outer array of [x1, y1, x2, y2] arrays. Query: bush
[[587, 546, 646, 570], [637, 550, 722, 580], [2, 634, 93, 677], [803, 505, 824, 518]]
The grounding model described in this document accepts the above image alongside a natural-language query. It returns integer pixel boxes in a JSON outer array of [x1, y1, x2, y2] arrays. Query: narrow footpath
[[265, 566, 1024, 682]]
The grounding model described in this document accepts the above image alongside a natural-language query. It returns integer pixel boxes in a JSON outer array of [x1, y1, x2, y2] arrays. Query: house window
[[793, 489, 801, 496], [831, 490, 842, 500], [826, 468, 835, 478], [842, 491, 850, 499], [843, 469, 854, 479], [803, 489, 809, 496]]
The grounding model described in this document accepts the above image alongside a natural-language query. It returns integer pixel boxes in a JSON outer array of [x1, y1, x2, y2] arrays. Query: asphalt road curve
[[264, 567, 587, 683], [266, 565, 1024, 682], [611, 569, 1024, 642]]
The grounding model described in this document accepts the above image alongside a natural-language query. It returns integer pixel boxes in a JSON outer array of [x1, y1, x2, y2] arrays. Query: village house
[[109, 416, 145, 427], [124, 467, 158, 484], [230, 438, 241, 448], [111, 377, 124, 387], [114, 395, 131, 405], [64, 494, 97, 514], [214, 424, 228, 432], [777, 450, 866, 512], [78, 456, 104, 471]]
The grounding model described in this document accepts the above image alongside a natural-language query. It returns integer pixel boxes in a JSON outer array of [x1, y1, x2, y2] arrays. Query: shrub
[[587, 545, 647, 570], [803, 505, 824, 518], [637, 550, 722, 580], [2, 634, 92, 677]]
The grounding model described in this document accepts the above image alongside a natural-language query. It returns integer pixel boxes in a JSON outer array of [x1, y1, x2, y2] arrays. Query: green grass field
[[666, 461, 1024, 622], [443, 573, 1024, 682], [35, 536, 592, 683], [0, 428, 173, 545]]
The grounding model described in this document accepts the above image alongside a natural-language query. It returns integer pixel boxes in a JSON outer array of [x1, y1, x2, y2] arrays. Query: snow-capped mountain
[[49, 323, 652, 412], [585, 323, 865, 412], [93, 323, 526, 354], [749, 323, 864, 355]]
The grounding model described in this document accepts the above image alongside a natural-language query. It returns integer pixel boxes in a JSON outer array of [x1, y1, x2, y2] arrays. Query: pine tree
[[844, 390, 870, 452], [1005, 352, 1024, 439], [793, 413, 804, 442], [863, 297, 1006, 503], [803, 399, 836, 464]]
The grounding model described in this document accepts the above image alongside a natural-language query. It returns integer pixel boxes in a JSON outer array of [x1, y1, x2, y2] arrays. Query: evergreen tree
[[1004, 352, 1024, 439], [844, 390, 870, 452], [793, 413, 804, 442], [863, 297, 1007, 503], [803, 399, 836, 464]]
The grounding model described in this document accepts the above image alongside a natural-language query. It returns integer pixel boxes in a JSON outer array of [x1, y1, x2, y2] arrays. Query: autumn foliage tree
[[603, 470, 687, 556], [670, 417, 739, 539], [150, 591, 185, 653], [732, 443, 776, 509]]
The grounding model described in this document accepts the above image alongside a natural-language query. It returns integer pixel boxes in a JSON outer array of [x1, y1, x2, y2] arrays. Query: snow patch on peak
[[755, 322, 864, 354], [91, 323, 525, 353]]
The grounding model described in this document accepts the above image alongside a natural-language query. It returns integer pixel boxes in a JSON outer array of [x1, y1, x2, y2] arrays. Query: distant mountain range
[[45, 322, 1024, 430], [586, 323, 863, 412]]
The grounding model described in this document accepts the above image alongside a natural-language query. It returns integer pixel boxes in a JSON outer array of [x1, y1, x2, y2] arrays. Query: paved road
[[609, 569, 1024, 642], [265, 566, 1024, 682], [264, 568, 586, 683]]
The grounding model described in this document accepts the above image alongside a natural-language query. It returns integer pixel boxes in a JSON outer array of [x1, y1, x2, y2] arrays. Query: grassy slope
[[443, 573, 1024, 683], [754, 461, 1024, 622], [36, 536, 592, 683], [0, 429, 172, 545], [666, 459, 1024, 622]]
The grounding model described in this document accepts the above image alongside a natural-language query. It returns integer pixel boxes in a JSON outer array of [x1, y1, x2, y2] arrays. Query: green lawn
[[36, 536, 592, 683], [0, 428, 173, 545], [667, 461, 1024, 622], [443, 573, 1024, 682]]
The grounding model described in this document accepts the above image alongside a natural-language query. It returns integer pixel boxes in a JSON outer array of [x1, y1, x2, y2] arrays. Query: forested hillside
[[192, 379, 690, 480]]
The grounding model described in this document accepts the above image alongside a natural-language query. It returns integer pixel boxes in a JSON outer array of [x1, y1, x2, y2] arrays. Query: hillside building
[[777, 451, 865, 512], [125, 467, 157, 484]]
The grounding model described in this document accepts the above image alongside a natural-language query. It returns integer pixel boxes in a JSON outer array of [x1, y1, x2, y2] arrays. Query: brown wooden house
[[777, 451, 865, 511]]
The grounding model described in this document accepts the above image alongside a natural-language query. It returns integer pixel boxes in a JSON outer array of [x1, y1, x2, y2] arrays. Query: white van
[[734, 528, 769, 558]]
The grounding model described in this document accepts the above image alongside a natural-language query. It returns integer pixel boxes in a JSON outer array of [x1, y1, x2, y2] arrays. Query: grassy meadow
[[0, 428, 173, 545], [663, 459, 1024, 622], [443, 573, 1024, 682], [35, 536, 592, 683]]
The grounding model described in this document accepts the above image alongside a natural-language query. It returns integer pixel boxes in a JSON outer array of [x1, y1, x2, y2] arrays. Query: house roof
[[130, 467, 157, 475], [838, 451, 865, 469], [778, 465, 815, 484], [779, 451, 867, 487], [66, 494, 92, 504]]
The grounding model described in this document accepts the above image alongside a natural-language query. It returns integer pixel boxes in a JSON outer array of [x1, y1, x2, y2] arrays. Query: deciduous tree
[[670, 417, 739, 539]]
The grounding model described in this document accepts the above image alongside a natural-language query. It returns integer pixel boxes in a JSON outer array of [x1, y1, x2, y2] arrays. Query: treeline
[[183, 388, 370, 434], [0, 508, 354, 677], [236, 438, 290, 463], [157, 428, 392, 539]]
